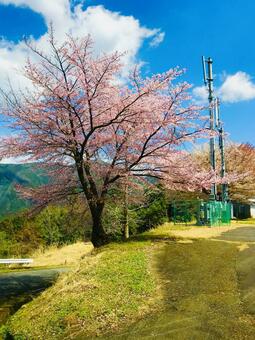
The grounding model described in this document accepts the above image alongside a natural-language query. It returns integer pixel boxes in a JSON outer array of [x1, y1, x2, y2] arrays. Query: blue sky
[[0, 0, 255, 143]]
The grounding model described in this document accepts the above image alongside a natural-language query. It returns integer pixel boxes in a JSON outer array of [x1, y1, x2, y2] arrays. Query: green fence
[[197, 201, 231, 226], [170, 200, 199, 225], [170, 200, 231, 226]]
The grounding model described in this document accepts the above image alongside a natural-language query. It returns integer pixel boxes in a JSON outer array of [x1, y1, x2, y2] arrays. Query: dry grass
[[164, 223, 253, 239], [27, 242, 93, 268], [232, 218, 255, 225]]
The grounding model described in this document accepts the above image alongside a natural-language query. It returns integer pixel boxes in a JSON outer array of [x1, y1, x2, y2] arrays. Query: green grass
[[4, 242, 156, 339]]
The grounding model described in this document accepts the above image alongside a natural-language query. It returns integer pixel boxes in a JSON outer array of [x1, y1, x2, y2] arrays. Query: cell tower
[[202, 56, 217, 200], [215, 98, 229, 202], [202, 57, 228, 202]]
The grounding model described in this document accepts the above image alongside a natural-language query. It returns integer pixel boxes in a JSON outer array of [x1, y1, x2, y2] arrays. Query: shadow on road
[[0, 268, 66, 325], [216, 226, 255, 242]]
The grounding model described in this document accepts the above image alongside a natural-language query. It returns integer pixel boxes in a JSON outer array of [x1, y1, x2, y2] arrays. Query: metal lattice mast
[[215, 98, 229, 202], [202, 56, 217, 200]]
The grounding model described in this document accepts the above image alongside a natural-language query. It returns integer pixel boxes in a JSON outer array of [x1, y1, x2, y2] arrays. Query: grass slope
[[4, 241, 156, 339], [2, 226, 255, 339], [0, 164, 48, 216]]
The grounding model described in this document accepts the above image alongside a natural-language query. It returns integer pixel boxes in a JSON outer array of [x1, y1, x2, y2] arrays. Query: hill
[[0, 164, 48, 217]]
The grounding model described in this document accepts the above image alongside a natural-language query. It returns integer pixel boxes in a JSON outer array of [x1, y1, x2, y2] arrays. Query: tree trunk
[[75, 160, 108, 247], [90, 204, 108, 247], [123, 179, 129, 240]]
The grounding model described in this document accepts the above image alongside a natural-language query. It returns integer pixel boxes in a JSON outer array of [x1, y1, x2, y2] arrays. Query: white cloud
[[149, 31, 165, 47], [193, 71, 255, 104], [0, 0, 71, 27], [0, 39, 32, 90], [192, 85, 208, 105], [0, 1, 165, 90], [218, 71, 255, 103]]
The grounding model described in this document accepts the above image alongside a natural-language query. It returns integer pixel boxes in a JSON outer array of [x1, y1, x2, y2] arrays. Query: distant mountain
[[0, 163, 48, 217]]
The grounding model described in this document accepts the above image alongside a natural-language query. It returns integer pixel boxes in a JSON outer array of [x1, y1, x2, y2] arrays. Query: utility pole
[[202, 56, 217, 200], [215, 98, 229, 202]]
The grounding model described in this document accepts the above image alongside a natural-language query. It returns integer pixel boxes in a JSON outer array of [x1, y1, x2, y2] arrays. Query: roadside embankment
[[2, 224, 255, 339]]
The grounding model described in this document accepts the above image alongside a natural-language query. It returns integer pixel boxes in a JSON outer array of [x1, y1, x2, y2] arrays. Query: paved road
[[0, 268, 67, 325], [0, 268, 66, 300], [216, 226, 255, 242]]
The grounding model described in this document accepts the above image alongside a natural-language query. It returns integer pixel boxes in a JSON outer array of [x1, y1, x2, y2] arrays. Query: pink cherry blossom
[[0, 33, 214, 246]]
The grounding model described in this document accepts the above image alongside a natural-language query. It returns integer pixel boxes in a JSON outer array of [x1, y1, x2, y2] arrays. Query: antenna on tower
[[202, 56, 207, 86], [215, 98, 220, 128]]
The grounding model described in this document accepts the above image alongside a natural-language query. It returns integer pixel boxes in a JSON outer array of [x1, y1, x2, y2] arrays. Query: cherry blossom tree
[[227, 143, 255, 202], [194, 142, 254, 202], [0, 32, 210, 247]]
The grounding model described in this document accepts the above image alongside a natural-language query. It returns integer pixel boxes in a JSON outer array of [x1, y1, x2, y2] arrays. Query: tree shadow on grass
[[101, 239, 255, 339], [237, 244, 255, 315]]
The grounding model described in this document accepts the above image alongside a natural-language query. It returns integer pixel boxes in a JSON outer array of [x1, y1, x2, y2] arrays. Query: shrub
[[136, 187, 168, 232], [103, 204, 139, 239], [0, 231, 17, 257], [0, 202, 91, 257], [35, 205, 88, 246]]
